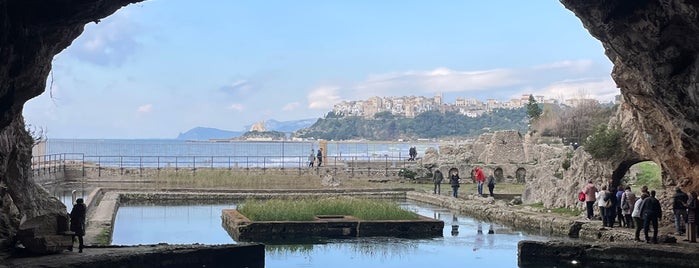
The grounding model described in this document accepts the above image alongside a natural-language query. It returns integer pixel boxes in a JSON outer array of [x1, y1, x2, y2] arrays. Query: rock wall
[[560, 0, 699, 193], [0, 0, 144, 254]]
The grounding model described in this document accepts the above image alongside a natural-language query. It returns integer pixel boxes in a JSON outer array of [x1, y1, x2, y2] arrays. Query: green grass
[[635, 161, 662, 191], [94, 228, 111, 246], [237, 197, 419, 221]]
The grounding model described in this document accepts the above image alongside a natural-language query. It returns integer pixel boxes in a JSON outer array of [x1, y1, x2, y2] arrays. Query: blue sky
[[23, 1, 617, 139]]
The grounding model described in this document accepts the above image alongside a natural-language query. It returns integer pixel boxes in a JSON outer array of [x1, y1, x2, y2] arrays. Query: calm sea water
[[111, 200, 549, 267], [44, 139, 439, 158], [42, 139, 440, 168]]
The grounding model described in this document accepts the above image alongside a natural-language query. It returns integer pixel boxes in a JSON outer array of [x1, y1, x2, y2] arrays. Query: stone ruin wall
[[421, 129, 638, 213]]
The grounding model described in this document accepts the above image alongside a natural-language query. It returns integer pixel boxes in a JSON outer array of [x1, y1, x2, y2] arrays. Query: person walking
[[433, 169, 444, 195], [486, 174, 496, 197], [621, 186, 637, 228], [449, 170, 460, 198], [316, 148, 323, 167], [583, 180, 599, 220], [640, 190, 662, 243], [69, 198, 87, 253], [687, 191, 698, 242], [632, 193, 648, 241], [308, 149, 316, 167], [673, 186, 689, 235], [474, 167, 485, 196]]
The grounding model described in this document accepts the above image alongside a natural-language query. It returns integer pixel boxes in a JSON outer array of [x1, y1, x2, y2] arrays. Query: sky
[[23, 1, 618, 139]]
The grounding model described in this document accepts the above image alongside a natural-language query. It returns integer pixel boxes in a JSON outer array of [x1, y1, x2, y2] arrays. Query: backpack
[[578, 191, 586, 202]]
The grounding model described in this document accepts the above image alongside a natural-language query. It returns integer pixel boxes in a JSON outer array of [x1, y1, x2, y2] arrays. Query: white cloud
[[354, 67, 520, 97], [307, 86, 341, 109], [282, 102, 301, 111], [137, 104, 153, 113], [68, 10, 141, 66], [532, 60, 594, 72], [228, 103, 245, 111]]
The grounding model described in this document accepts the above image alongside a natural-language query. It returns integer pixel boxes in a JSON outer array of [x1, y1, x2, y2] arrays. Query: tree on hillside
[[527, 95, 542, 121]]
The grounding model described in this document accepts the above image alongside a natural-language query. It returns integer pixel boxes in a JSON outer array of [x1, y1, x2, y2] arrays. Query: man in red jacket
[[474, 167, 486, 196]]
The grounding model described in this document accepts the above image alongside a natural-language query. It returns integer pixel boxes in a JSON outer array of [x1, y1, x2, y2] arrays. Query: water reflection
[[112, 199, 549, 267], [112, 202, 236, 245]]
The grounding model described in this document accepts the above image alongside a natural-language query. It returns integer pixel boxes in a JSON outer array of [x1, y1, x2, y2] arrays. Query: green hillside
[[294, 108, 528, 140]]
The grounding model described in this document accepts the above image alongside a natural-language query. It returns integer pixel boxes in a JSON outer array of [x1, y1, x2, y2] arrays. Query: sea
[[38, 139, 442, 168]]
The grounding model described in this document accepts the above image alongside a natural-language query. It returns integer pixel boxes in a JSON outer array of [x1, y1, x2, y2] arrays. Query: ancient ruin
[[1, 0, 699, 263]]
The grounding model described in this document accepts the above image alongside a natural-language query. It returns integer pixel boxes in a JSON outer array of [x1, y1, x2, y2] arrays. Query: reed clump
[[237, 197, 419, 221]]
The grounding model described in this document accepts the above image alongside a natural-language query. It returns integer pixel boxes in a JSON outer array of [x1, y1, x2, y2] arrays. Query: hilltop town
[[332, 93, 608, 119]]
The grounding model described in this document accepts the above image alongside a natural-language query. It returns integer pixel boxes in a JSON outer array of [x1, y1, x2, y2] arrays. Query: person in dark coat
[[486, 175, 496, 197], [639, 190, 662, 243], [316, 148, 323, 167], [449, 169, 460, 198], [673, 186, 688, 235], [70, 198, 87, 252], [433, 169, 444, 195], [603, 186, 617, 227]]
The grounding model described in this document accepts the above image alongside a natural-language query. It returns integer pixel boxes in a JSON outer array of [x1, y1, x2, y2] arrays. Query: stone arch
[[493, 167, 504, 181], [515, 168, 526, 183], [611, 159, 651, 190]]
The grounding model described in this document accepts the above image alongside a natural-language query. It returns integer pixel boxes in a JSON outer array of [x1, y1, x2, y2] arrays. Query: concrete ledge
[[406, 191, 636, 242], [222, 209, 443, 242], [84, 188, 412, 246]]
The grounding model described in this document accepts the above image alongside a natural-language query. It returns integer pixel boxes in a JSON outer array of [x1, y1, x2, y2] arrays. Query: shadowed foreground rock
[[518, 240, 699, 268], [4, 244, 264, 268]]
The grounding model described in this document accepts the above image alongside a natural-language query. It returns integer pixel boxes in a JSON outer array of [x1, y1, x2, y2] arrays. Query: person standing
[[433, 169, 444, 195], [308, 149, 316, 167], [69, 198, 87, 253], [316, 148, 323, 167], [474, 167, 485, 196], [686, 191, 698, 243], [408, 146, 417, 161], [640, 190, 662, 243], [632, 193, 648, 241], [583, 180, 599, 220], [621, 186, 637, 228], [615, 186, 626, 227], [603, 186, 617, 228], [486, 174, 496, 197], [673, 186, 689, 235], [449, 170, 460, 198]]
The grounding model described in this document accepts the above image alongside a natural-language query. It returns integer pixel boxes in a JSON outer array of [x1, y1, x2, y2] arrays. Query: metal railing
[[31, 153, 421, 178]]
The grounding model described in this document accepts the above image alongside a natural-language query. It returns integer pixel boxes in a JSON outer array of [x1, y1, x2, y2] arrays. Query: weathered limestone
[[560, 0, 699, 193], [0, 0, 145, 253]]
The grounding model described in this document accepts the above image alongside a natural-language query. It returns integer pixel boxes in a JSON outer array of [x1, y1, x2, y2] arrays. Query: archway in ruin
[[493, 167, 504, 181], [610, 159, 654, 190], [515, 168, 526, 184]]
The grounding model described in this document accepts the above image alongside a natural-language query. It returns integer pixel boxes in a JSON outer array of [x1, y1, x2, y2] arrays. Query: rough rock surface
[[0, 0, 144, 254], [560, 0, 699, 193]]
